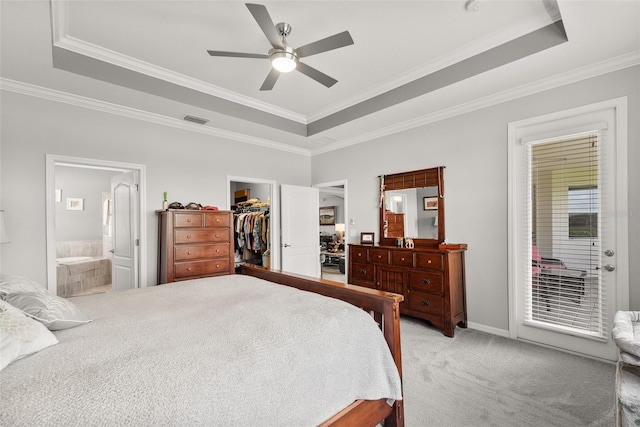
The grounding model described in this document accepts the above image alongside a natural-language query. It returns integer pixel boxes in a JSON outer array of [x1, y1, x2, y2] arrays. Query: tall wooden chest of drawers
[[157, 210, 234, 284], [348, 243, 467, 337]]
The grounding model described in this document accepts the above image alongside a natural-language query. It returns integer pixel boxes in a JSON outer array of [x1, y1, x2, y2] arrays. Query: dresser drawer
[[205, 212, 231, 228], [174, 244, 229, 261], [415, 252, 443, 270], [407, 291, 444, 316], [350, 261, 375, 285], [351, 247, 370, 262], [174, 212, 205, 227], [391, 251, 413, 267], [371, 248, 390, 265], [408, 271, 444, 294], [175, 229, 228, 244], [174, 259, 230, 279]]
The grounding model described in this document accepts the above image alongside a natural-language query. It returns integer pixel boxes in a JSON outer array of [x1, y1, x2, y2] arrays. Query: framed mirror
[[379, 166, 445, 248]]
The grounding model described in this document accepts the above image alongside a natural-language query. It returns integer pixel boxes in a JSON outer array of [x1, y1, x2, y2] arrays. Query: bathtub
[[56, 256, 112, 297], [57, 256, 94, 264]]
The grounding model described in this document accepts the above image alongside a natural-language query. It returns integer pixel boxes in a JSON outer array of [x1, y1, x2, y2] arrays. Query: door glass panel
[[528, 132, 606, 339]]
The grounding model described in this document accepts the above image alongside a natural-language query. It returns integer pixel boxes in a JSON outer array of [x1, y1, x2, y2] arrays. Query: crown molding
[[0, 78, 311, 157], [306, 13, 561, 122], [2, 51, 636, 158], [54, 35, 308, 125], [310, 50, 640, 155], [51, 0, 560, 129], [50, 1, 306, 125]]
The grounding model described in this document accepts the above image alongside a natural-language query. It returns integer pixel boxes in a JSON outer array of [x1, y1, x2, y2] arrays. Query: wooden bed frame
[[240, 265, 404, 427]]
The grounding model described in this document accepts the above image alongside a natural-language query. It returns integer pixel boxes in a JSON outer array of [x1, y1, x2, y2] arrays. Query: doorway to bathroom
[[45, 155, 146, 297]]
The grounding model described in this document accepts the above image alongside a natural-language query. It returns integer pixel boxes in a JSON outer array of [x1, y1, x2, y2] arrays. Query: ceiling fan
[[207, 3, 354, 91]]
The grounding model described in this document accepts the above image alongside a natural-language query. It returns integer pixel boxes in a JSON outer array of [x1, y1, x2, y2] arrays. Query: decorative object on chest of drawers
[[348, 243, 467, 337], [157, 210, 234, 284]]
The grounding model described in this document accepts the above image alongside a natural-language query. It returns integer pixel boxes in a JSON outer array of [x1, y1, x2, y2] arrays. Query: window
[[568, 186, 598, 238]]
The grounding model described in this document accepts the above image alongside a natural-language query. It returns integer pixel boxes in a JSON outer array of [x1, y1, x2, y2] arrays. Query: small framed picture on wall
[[360, 232, 375, 245], [319, 206, 336, 225], [423, 197, 438, 210], [66, 197, 84, 211]]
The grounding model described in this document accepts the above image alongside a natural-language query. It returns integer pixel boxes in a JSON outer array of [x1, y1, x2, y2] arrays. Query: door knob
[[604, 249, 614, 257], [604, 264, 615, 272], [284, 243, 291, 247]]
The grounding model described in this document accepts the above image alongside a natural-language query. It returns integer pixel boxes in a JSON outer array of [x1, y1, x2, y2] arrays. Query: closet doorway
[[315, 180, 348, 283], [227, 176, 279, 271]]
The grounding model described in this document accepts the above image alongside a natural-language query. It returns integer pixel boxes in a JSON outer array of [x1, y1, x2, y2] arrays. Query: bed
[[0, 265, 404, 426]]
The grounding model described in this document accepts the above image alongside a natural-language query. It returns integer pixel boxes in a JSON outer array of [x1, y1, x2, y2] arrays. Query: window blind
[[525, 132, 607, 339]]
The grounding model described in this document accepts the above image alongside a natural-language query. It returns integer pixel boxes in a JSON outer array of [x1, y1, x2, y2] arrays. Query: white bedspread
[[0, 274, 402, 426]]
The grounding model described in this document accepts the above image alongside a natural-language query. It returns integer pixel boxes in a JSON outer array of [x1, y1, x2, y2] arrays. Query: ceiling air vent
[[182, 115, 209, 125]]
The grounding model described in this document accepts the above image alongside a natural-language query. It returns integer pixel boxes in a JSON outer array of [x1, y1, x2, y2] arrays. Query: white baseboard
[[466, 322, 510, 338]]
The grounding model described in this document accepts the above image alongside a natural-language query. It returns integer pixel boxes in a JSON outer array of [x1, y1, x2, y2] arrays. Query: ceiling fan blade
[[296, 31, 354, 58], [260, 68, 280, 91], [246, 3, 283, 49], [296, 62, 338, 88], [207, 50, 268, 59]]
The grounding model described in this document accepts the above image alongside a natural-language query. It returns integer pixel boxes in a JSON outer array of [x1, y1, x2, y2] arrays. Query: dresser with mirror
[[348, 166, 467, 337]]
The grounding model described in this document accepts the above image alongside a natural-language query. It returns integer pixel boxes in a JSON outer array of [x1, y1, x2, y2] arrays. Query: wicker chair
[[612, 311, 640, 426]]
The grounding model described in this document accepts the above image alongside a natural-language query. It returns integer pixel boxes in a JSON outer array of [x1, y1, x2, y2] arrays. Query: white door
[[111, 171, 139, 291], [509, 99, 628, 361], [281, 184, 320, 278]]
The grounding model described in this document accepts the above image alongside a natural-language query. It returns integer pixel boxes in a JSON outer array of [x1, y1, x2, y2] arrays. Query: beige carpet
[[401, 317, 615, 426]]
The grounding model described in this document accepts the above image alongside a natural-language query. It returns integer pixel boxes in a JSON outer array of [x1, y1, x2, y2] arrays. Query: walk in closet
[[229, 180, 273, 269]]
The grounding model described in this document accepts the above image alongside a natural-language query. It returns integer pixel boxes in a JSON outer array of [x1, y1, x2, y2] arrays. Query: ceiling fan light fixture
[[269, 47, 298, 73]]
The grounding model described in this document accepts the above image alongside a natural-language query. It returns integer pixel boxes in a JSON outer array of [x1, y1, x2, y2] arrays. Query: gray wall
[[55, 166, 116, 241], [0, 90, 311, 286], [312, 66, 640, 332], [0, 65, 637, 335]]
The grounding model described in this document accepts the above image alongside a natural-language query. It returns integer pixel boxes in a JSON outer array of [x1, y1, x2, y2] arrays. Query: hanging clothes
[[233, 204, 270, 263]]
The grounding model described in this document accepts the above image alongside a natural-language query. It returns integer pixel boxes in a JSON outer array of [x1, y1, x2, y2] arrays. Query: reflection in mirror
[[379, 166, 445, 247], [384, 187, 439, 239]]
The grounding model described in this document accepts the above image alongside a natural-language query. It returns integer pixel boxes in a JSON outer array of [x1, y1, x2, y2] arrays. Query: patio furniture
[[612, 311, 640, 426]]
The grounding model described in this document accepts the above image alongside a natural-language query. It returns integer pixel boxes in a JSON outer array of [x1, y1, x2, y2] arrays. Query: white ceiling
[[1, 1, 639, 155]]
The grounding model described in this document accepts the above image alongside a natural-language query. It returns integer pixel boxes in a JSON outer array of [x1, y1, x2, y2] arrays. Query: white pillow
[[5, 292, 91, 331], [0, 274, 49, 297], [0, 300, 59, 371]]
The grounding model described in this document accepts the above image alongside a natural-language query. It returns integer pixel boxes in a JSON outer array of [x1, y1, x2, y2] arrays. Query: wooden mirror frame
[[379, 166, 445, 248]]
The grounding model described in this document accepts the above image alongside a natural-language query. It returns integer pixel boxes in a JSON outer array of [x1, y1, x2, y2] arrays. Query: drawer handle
[[359, 269, 366, 274], [215, 218, 220, 223], [421, 278, 431, 285], [377, 255, 382, 259], [187, 218, 192, 223], [400, 257, 405, 261], [215, 264, 220, 268], [215, 249, 220, 253], [421, 300, 430, 307], [427, 260, 432, 264], [215, 234, 220, 238], [187, 267, 192, 271], [187, 251, 192, 255], [187, 235, 191, 239]]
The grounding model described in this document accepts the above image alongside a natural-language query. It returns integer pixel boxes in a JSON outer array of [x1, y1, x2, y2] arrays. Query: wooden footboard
[[239, 265, 404, 427]]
